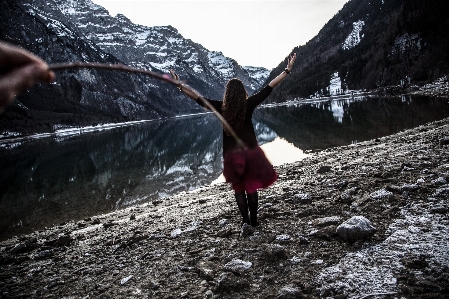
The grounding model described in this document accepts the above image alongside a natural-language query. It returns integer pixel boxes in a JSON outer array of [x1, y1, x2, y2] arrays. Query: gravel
[[1, 117, 448, 298]]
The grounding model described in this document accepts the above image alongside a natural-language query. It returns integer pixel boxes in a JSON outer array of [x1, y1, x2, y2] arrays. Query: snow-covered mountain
[[52, 0, 269, 98], [0, 0, 269, 134]]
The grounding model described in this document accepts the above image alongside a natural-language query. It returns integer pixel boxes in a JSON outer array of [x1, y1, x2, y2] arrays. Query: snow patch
[[342, 20, 365, 50]]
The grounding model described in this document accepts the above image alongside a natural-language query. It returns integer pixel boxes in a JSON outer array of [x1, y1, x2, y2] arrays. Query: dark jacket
[[195, 85, 273, 156]]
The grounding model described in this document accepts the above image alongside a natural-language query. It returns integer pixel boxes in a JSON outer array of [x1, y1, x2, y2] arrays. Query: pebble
[[120, 275, 133, 285], [369, 189, 393, 199]]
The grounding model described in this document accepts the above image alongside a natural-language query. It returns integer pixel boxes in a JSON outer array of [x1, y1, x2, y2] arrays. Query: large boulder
[[336, 216, 376, 243]]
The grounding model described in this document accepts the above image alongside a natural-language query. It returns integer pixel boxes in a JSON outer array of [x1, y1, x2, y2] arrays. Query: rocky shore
[[1, 117, 449, 299]]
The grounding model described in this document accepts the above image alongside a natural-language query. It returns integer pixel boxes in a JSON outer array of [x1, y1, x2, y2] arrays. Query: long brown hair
[[222, 78, 247, 136]]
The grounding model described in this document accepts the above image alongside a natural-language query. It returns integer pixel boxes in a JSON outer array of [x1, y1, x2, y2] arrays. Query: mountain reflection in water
[[255, 94, 449, 151], [1, 95, 449, 240]]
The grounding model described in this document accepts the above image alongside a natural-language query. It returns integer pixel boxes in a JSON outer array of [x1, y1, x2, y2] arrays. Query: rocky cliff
[[0, 0, 269, 134], [52, 0, 269, 98], [265, 0, 449, 102]]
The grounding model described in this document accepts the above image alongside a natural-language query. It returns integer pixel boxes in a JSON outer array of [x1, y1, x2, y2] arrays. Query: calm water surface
[[1, 95, 448, 239]]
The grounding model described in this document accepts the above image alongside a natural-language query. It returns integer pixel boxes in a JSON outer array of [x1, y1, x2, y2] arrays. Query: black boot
[[234, 192, 250, 225], [247, 192, 259, 227]]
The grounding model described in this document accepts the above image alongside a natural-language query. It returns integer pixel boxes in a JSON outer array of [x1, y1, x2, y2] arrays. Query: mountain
[[52, 0, 270, 98], [265, 0, 449, 102], [0, 0, 269, 134]]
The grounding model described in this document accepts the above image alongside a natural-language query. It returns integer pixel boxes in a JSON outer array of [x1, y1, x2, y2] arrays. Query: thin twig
[[359, 291, 397, 299], [49, 62, 245, 147], [50, 62, 177, 85]]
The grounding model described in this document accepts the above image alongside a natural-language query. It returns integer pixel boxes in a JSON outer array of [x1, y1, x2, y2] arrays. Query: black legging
[[234, 192, 259, 227]]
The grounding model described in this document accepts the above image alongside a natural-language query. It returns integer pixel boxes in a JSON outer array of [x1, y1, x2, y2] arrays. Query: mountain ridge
[[265, 0, 449, 102], [0, 0, 269, 135]]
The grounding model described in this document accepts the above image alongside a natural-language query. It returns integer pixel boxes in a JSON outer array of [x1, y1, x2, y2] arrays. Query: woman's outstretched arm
[[0, 42, 55, 112], [268, 53, 296, 88], [169, 69, 203, 100]]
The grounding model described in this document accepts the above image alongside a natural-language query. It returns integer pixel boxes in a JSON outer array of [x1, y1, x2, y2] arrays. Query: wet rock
[[215, 273, 250, 292], [262, 244, 287, 262], [218, 219, 228, 226], [120, 275, 133, 285], [91, 218, 101, 225], [216, 227, 232, 238], [317, 166, 332, 174], [170, 228, 182, 238], [33, 249, 54, 260], [240, 223, 254, 238], [205, 289, 214, 298], [369, 189, 393, 200], [103, 221, 117, 228], [336, 216, 376, 243], [197, 260, 217, 280], [313, 216, 342, 227], [223, 259, 252, 275], [292, 192, 312, 204], [277, 285, 303, 298], [431, 177, 447, 185], [10, 238, 38, 254], [298, 236, 310, 245], [339, 192, 353, 203], [440, 137, 449, 146], [430, 205, 448, 214], [47, 235, 73, 247], [401, 183, 420, 192], [275, 234, 291, 243], [10, 243, 29, 254]]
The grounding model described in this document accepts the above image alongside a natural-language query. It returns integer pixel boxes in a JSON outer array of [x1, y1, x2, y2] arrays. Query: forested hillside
[[266, 0, 449, 102]]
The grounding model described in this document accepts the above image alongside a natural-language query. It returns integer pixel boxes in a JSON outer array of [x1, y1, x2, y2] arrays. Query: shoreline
[[1, 117, 448, 298]]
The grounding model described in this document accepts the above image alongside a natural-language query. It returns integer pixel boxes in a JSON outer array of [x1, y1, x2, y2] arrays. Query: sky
[[91, 0, 348, 69]]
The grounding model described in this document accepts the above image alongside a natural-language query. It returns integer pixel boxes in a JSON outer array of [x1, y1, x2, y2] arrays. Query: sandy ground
[[1, 116, 448, 299]]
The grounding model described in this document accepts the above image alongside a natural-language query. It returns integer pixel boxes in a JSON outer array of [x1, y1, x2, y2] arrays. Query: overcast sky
[[91, 0, 348, 69]]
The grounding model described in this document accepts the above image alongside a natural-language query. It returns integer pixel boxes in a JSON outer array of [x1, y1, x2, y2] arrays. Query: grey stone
[[215, 273, 250, 292], [217, 227, 232, 238], [431, 177, 448, 185], [369, 189, 393, 199], [262, 244, 287, 261], [336, 216, 376, 243], [240, 223, 254, 238], [292, 192, 312, 204], [197, 260, 217, 280], [317, 166, 332, 174], [278, 285, 303, 299], [223, 259, 252, 275], [313, 216, 342, 227]]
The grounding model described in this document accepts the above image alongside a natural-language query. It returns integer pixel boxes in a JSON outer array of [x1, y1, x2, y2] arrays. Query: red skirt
[[223, 146, 278, 193]]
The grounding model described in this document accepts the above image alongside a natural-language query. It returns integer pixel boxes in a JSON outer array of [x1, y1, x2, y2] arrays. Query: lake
[[1, 94, 449, 240]]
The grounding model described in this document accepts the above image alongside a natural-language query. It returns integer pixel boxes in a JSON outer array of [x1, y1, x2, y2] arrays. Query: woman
[[170, 53, 296, 229]]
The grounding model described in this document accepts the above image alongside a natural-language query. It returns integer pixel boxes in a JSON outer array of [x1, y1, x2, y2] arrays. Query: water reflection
[[1, 95, 449, 240], [0, 114, 277, 239], [255, 95, 449, 150]]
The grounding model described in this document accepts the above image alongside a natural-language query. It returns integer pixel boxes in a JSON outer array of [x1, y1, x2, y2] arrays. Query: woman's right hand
[[0, 42, 55, 112], [169, 69, 179, 81]]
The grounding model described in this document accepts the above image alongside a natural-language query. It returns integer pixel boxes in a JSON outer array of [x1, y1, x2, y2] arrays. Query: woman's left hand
[[287, 53, 296, 72]]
